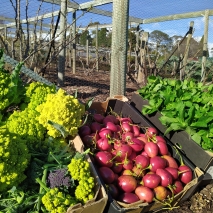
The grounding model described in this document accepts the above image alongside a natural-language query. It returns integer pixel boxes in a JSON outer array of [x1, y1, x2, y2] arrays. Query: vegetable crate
[[130, 92, 213, 182], [87, 97, 203, 213], [68, 135, 108, 213]]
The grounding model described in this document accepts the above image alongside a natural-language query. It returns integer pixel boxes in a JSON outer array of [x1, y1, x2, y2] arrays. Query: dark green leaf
[[190, 121, 207, 128], [47, 120, 69, 138]]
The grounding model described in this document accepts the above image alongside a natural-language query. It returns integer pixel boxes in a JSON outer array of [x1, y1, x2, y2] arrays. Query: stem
[[36, 167, 48, 211], [35, 177, 49, 192], [173, 146, 184, 166], [49, 151, 61, 165]]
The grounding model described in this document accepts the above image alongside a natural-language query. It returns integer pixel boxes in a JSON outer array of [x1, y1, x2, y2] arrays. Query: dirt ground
[[43, 66, 139, 103], [43, 66, 213, 213]]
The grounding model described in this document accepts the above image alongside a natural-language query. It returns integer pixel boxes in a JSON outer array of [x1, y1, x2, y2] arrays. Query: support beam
[[72, 11, 77, 74], [110, 0, 129, 97], [201, 9, 209, 82], [143, 10, 213, 24], [57, 0, 67, 86]]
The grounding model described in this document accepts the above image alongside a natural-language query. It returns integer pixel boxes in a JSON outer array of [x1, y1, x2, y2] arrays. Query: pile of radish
[[79, 113, 193, 205]]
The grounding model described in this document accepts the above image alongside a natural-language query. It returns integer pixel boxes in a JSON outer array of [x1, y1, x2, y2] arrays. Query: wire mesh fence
[[0, 0, 213, 102]]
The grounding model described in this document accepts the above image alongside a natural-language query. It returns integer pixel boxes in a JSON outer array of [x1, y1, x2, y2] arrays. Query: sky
[[1, 0, 213, 55]]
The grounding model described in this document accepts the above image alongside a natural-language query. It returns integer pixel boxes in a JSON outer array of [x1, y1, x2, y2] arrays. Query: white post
[[110, 0, 129, 97], [57, 0, 67, 86], [201, 9, 209, 82]]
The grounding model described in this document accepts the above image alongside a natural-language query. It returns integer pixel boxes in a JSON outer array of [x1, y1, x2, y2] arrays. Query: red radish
[[121, 122, 133, 133], [99, 128, 112, 138], [172, 180, 184, 195], [118, 192, 140, 204], [142, 173, 161, 189], [122, 158, 134, 170], [153, 186, 168, 201], [144, 142, 159, 157], [156, 168, 173, 187], [79, 125, 91, 137], [96, 137, 112, 151], [108, 183, 119, 199], [132, 125, 140, 137], [118, 175, 137, 193], [134, 155, 150, 169], [165, 167, 179, 180], [146, 127, 158, 138], [149, 156, 167, 172], [128, 150, 137, 161], [115, 144, 133, 159], [120, 117, 132, 124], [90, 122, 102, 133], [132, 166, 146, 178], [110, 162, 123, 173], [162, 155, 179, 168], [98, 166, 115, 184], [155, 135, 166, 144], [114, 173, 119, 183], [115, 125, 123, 138], [174, 147, 193, 184], [105, 121, 118, 132], [95, 151, 113, 167], [113, 139, 123, 150], [122, 169, 134, 176], [141, 151, 149, 157], [111, 162, 123, 174], [82, 133, 99, 146], [93, 113, 105, 123], [135, 186, 154, 203], [122, 132, 134, 142], [178, 165, 193, 184], [156, 141, 169, 155], [137, 134, 149, 144], [103, 115, 119, 125], [128, 138, 144, 152]]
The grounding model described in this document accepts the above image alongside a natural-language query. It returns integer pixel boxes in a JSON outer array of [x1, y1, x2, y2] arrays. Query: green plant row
[[138, 76, 213, 152]]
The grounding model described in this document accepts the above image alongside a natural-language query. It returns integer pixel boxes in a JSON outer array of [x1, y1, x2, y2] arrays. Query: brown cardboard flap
[[90, 95, 128, 114], [66, 135, 108, 213]]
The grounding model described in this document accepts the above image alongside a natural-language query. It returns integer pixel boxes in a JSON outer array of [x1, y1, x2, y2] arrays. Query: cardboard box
[[88, 97, 204, 213], [66, 135, 108, 213]]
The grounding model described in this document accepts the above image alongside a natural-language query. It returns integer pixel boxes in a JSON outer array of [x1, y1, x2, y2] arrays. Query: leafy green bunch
[[0, 50, 25, 121], [138, 76, 213, 151]]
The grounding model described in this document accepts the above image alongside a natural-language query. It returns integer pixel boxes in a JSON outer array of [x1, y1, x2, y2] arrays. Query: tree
[[91, 28, 111, 47], [149, 30, 172, 55], [79, 30, 91, 46]]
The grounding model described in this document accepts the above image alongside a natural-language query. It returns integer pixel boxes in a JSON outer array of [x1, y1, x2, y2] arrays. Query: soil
[[42, 66, 213, 213]]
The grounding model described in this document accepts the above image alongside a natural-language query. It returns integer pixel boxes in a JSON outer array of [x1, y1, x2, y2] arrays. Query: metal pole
[[96, 24, 99, 71], [57, 0, 67, 86], [72, 10, 76, 74], [135, 25, 140, 74], [110, 0, 129, 97], [181, 21, 194, 80], [201, 9, 209, 82], [86, 35, 89, 67]]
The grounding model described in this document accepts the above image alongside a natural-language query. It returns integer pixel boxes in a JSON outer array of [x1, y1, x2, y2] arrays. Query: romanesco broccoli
[[6, 107, 46, 142], [68, 158, 95, 204], [41, 187, 77, 213], [36, 88, 85, 138], [0, 126, 30, 192], [24, 81, 56, 110]]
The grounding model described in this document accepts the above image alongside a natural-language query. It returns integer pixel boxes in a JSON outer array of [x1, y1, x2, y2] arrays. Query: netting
[[0, 0, 213, 102]]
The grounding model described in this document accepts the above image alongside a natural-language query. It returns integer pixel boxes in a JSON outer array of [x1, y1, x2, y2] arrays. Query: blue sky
[[1, 0, 213, 55]]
